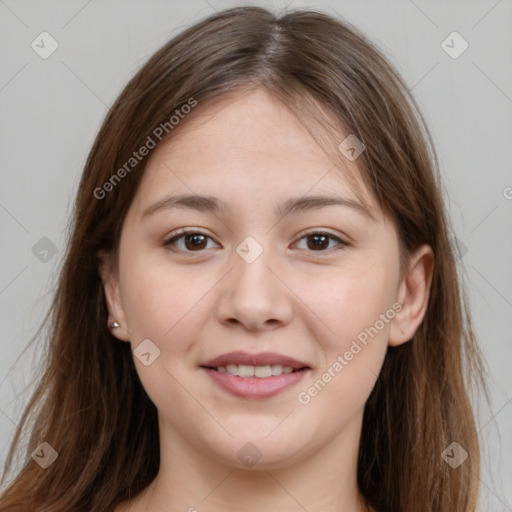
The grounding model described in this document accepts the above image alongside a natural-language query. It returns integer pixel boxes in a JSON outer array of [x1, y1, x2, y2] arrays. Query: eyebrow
[[141, 193, 375, 221]]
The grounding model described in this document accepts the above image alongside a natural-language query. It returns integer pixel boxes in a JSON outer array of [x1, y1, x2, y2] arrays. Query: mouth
[[199, 351, 311, 399], [200, 350, 311, 376], [202, 363, 308, 378]]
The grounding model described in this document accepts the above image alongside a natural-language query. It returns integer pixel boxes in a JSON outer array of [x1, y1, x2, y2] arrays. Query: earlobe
[[388, 244, 434, 347], [97, 249, 131, 342]]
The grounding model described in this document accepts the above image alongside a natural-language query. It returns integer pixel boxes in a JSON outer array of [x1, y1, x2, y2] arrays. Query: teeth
[[220, 364, 297, 377], [238, 364, 254, 378], [271, 364, 283, 375], [255, 365, 272, 378], [226, 364, 238, 375]]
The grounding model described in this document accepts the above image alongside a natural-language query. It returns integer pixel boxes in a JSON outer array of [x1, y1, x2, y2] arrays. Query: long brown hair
[[0, 6, 486, 511]]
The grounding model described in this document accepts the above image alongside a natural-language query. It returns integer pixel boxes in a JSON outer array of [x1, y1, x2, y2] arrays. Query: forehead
[[132, 89, 378, 217]]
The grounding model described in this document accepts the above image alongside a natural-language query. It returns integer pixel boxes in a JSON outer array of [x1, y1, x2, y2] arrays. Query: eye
[[293, 230, 348, 253], [163, 229, 348, 254], [163, 230, 219, 252]]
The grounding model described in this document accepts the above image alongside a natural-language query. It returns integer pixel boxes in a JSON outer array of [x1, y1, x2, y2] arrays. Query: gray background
[[0, 0, 511, 510]]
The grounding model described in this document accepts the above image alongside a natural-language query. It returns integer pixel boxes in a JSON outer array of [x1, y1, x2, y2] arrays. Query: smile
[[212, 363, 301, 378], [201, 366, 310, 399]]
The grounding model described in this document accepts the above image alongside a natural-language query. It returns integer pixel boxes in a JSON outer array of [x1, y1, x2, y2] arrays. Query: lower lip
[[202, 367, 309, 399]]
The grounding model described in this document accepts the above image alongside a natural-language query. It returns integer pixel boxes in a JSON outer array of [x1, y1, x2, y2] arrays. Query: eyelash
[[163, 229, 349, 255]]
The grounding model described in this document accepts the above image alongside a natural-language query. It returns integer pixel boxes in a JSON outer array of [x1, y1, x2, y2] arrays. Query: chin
[[200, 429, 309, 470]]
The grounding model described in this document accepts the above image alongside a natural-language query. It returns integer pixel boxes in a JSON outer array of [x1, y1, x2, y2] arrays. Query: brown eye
[[164, 231, 218, 252], [164, 229, 347, 254], [295, 231, 347, 252]]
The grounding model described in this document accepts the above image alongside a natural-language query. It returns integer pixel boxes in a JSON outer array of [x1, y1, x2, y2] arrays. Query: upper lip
[[201, 351, 311, 370]]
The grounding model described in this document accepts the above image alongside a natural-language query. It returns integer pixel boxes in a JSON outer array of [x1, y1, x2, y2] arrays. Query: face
[[100, 88, 431, 470]]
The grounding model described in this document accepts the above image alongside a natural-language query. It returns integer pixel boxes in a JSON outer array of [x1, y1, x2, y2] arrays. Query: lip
[[200, 351, 311, 399], [200, 350, 310, 370], [201, 367, 310, 399]]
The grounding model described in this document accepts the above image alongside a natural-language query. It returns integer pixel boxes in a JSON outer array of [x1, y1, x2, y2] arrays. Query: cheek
[[119, 249, 208, 340], [305, 261, 397, 347], [295, 271, 393, 421], [296, 261, 397, 411], [118, 251, 218, 391], [117, 255, 210, 421]]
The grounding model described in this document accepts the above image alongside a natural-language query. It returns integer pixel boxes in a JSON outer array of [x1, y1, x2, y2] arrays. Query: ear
[[97, 249, 131, 342], [388, 244, 434, 347]]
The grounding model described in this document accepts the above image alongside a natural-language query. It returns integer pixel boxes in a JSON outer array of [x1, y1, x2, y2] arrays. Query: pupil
[[186, 234, 206, 250], [308, 234, 328, 250]]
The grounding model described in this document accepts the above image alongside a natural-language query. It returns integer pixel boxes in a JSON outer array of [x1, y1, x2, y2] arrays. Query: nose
[[215, 242, 293, 332]]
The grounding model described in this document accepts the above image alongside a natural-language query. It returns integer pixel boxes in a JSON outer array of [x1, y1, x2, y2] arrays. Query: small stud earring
[[110, 321, 120, 330]]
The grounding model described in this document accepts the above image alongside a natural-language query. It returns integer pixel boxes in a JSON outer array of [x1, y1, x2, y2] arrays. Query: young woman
[[0, 6, 486, 512]]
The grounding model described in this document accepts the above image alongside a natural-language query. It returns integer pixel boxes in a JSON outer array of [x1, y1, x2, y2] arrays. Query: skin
[[100, 88, 433, 512]]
